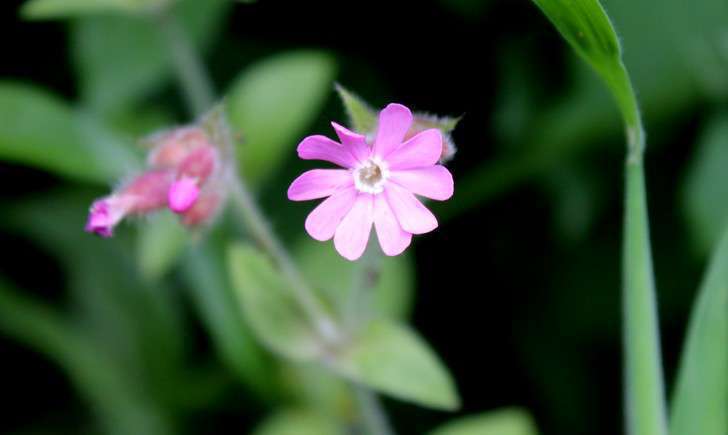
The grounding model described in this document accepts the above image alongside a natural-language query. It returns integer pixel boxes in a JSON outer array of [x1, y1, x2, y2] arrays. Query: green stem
[[619, 67, 668, 435], [346, 247, 396, 435], [353, 382, 396, 435], [157, 10, 215, 117], [228, 178, 340, 343]]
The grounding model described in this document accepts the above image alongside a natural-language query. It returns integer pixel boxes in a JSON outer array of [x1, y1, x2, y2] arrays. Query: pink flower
[[85, 126, 227, 237], [288, 103, 454, 261], [85, 169, 174, 237]]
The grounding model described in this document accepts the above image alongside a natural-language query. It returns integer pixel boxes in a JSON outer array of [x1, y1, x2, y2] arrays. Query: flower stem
[[346, 247, 396, 435], [157, 9, 215, 117], [353, 382, 395, 435], [228, 179, 340, 343]]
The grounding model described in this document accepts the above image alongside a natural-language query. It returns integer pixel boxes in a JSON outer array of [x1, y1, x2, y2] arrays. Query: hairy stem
[[353, 382, 395, 435], [228, 179, 340, 343], [346, 247, 396, 435], [157, 10, 215, 117]]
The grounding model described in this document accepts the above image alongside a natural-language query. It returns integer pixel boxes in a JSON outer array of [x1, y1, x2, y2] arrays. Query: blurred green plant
[[670, 227, 728, 435], [531, 2, 667, 435]]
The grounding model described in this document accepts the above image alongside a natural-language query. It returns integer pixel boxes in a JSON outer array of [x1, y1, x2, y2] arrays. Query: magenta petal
[[305, 187, 358, 241], [385, 129, 442, 170], [168, 177, 200, 213], [288, 169, 352, 201], [374, 195, 412, 256], [85, 199, 116, 237], [332, 122, 370, 162], [334, 193, 374, 261], [389, 165, 454, 201], [372, 103, 413, 158], [384, 183, 438, 234], [297, 135, 359, 169]]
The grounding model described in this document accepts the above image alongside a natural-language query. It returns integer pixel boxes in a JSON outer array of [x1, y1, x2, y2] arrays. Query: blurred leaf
[[252, 409, 341, 435], [531, 0, 640, 141], [6, 192, 186, 411], [329, 319, 459, 411], [531, 0, 621, 78], [0, 82, 139, 183], [137, 211, 189, 281], [429, 408, 539, 435], [227, 243, 321, 361], [182, 241, 275, 400], [683, 112, 728, 254], [72, 0, 230, 114], [533, 4, 666, 435], [279, 362, 353, 417], [670, 228, 728, 435], [227, 51, 336, 187], [334, 84, 377, 134], [0, 277, 173, 435], [21, 0, 153, 19], [295, 238, 415, 321]]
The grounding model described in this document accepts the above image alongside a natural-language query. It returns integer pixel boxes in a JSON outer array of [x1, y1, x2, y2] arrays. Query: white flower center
[[353, 157, 389, 194]]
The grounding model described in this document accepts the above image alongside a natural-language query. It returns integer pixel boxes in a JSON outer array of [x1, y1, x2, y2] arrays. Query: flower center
[[354, 158, 388, 194]]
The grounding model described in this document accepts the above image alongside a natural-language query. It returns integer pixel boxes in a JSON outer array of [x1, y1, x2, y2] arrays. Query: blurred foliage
[[429, 408, 538, 435], [670, 227, 728, 435]]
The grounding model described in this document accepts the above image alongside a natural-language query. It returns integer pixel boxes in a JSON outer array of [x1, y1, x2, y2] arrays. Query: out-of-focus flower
[[85, 126, 228, 237], [85, 169, 174, 237], [288, 103, 454, 261]]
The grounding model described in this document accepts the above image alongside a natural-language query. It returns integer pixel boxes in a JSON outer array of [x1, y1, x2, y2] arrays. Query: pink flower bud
[[181, 191, 221, 227], [177, 145, 217, 181], [147, 127, 213, 169], [85, 169, 174, 237], [86, 124, 230, 237], [168, 176, 200, 213], [85, 198, 123, 238], [121, 169, 175, 213]]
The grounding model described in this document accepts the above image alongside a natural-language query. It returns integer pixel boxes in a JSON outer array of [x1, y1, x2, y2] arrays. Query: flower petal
[[372, 103, 413, 158], [334, 193, 374, 261], [374, 194, 412, 256], [389, 165, 454, 201], [305, 187, 358, 241], [297, 135, 359, 168], [288, 169, 352, 201], [384, 182, 438, 234], [332, 122, 370, 162], [385, 129, 442, 170]]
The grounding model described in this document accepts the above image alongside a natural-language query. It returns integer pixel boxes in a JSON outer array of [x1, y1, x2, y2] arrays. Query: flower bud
[[147, 127, 213, 169], [85, 169, 173, 237]]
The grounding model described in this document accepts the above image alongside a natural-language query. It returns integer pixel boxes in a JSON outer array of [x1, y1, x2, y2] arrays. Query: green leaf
[[72, 0, 230, 114], [334, 84, 377, 134], [21, 0, 152, 19], [429, 408, 539, 435], [182, 241, 275, 400], [252, 409, 341, 435], [0, 82, 139, 183], [682, 112, 728, 255], [294, 238, 415, 321], [137, 211, 189, 281], [329, 319, 459, 411], [533, 3, 665, 435], [531, 0, 642, 158], [227, 243, 322, 361], [670, 228, 728, 435], [226, 51, 336, 187]]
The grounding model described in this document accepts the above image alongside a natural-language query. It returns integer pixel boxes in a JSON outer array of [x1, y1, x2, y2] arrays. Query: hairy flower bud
[[85, 169, 174, 237], [86, 123, 229, 237]]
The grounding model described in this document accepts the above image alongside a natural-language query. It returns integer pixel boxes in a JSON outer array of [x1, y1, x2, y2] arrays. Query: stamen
[[354, 158, 388, 194]]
